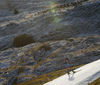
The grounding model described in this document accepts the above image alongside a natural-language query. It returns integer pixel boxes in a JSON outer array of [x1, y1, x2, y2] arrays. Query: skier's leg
[[66, 66, 69, 74], [69, 65, 72, 71], [69, 65, 75, 73], [66, 66, 68, 71]]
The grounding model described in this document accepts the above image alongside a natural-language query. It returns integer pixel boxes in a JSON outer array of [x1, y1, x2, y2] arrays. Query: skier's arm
[[67, 59, 70, 63]]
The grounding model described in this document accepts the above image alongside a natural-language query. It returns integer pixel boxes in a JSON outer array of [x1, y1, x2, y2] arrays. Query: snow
[[44, 59, 100, 85]]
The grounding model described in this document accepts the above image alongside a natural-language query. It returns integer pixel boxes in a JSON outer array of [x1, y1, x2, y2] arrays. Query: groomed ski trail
[[44, 59, 100, 85]]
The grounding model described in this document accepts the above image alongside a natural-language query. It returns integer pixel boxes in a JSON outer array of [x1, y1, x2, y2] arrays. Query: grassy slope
[[16, 65, 84, 85], [88, 77, 100, 85], [11, 35, 100, 85]]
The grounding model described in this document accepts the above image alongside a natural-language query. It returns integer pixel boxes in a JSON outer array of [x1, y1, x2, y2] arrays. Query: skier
[[65, 58, 75, 74]]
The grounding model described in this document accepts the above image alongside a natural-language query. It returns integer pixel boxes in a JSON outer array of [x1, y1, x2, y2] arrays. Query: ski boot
[[72, 70, 75, 73], [67, 71, 70, 75]]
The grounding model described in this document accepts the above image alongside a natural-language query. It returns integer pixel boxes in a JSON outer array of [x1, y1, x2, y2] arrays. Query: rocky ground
[[0, 0, 100, 85], [0, 35, 100, 85], [0, 0, 100, 50]]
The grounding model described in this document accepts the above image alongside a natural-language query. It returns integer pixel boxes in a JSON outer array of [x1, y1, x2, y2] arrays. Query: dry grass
[[39, 44, 51, 51], [11, 35, 100, 73], [33, 47, 63, 71], [16, 65, 84, 85], [88, 77, 100, 85], [4, 35, 100, 85], [12, 39, 100, 76], [68, 44, 100, 57]]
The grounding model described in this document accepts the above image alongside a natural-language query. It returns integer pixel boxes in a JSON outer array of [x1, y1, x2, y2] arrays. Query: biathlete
[[65, 58, 75, 74]]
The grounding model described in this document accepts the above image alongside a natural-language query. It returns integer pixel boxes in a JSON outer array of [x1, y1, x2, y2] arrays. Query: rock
[[39, 44, 51, 51], [85, 37, 100, 44], [13, 34, 35, 47], [16, 77, 33, 84], [6, 22, 19, 27], [0, 35, 100, 84], [14, 9, 19, 14], [0, 36, 14, 51]]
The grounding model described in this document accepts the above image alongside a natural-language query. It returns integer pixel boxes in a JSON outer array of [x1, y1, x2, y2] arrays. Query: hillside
[[0, 0, 100, 50], [44, 59, 100, 85], [0, 0, 100, 85], [0, 35, 100, 85]]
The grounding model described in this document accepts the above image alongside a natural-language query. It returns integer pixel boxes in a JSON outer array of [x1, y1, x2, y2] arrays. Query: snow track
[[44, 59, 100, 85]]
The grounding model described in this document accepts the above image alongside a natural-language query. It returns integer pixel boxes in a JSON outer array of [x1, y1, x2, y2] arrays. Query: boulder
[[14, 9, 19, 14], [13, 34, 35, 47]]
